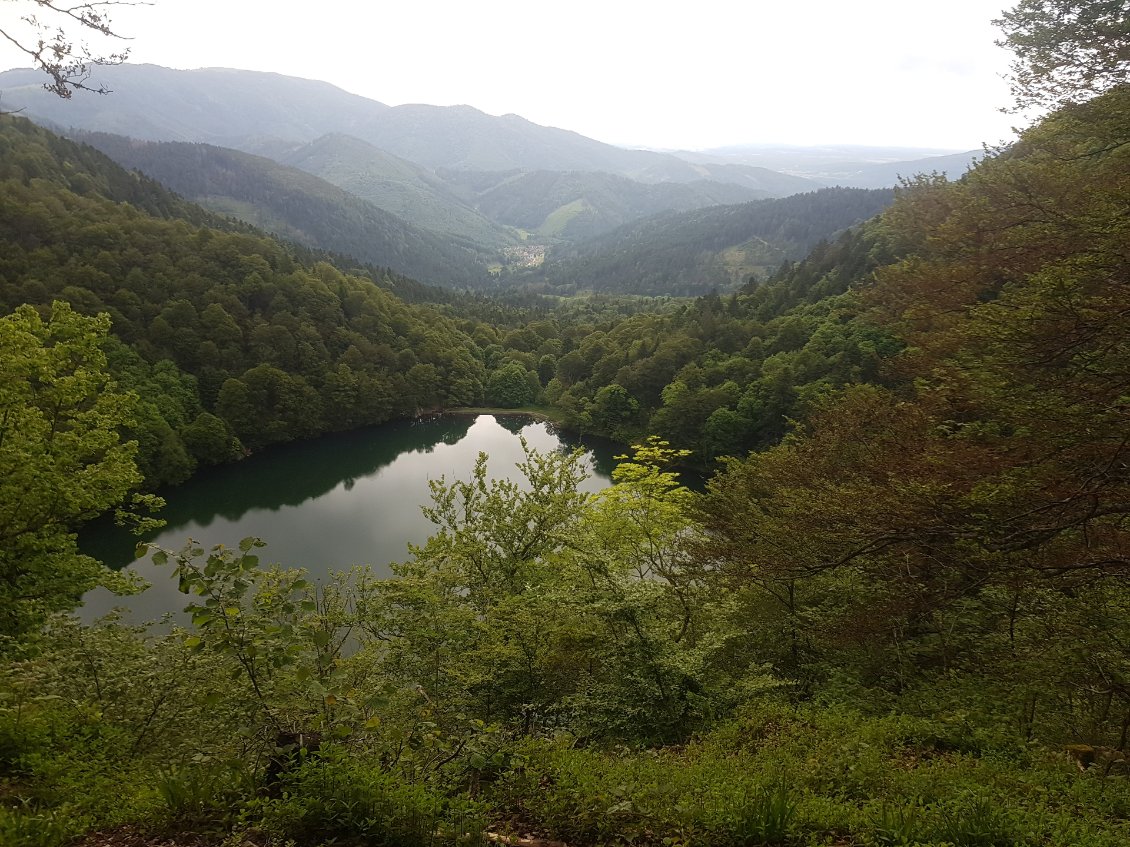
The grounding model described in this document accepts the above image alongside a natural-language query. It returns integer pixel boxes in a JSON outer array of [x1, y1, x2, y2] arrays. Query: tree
[[181, 410, 243, 467], [695, 85, 1130, 714], [1, 1, 138, 98], [996, 0, 1130, 110], [485, 362, 536, 408], [588, 383, 639, 435], [0, 302, 143, 641], [374, 443, 593, 732]]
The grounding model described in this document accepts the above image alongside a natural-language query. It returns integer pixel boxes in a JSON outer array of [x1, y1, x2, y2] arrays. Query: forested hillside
[[3, 5, 1130, 844], [64, 133, 499, 289], [68, 132, 504, 287], [0, 117, 501, 487], [440, 168, 768, 241], [265, 133, 515, 247], [535, 186, 895, 294]]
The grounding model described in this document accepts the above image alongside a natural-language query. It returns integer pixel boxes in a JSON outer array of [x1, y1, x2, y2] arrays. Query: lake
[[79, 414, 624, 622]]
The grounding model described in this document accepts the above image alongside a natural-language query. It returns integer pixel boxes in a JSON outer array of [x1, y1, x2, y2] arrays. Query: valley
[[1, 4, 1129, 843], [0, 63, 947, 297]]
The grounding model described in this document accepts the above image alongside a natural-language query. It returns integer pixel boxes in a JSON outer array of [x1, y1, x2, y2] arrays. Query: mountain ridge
[[69, 131, 496, 288], [0, 64, 819, 191]]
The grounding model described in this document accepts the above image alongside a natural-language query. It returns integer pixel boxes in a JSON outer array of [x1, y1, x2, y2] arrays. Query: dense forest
[[534, 186, 895, 294], [0, 116, 903, 482], [436, 167, 768, 242], [2, 3, 1130, 845]]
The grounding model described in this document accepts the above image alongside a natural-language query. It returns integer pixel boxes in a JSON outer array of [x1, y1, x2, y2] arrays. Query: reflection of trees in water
[[81, 416, 475, 566], [558, 429, 621, 480], [494, 415, 530, 436], [490, 414, 626, 481]]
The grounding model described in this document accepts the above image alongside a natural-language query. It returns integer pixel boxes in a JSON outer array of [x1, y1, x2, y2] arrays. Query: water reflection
[[79, 415, 623, 623]]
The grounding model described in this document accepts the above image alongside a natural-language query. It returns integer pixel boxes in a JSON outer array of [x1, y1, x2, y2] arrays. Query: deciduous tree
[[0, 301, 143, 640], [996, 0, 1130, 110]]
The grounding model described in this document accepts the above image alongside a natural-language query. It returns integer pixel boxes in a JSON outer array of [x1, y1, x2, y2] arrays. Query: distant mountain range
[[0, 64, 821, 189], [678, 144, 982, 187], [0, 63, 963, 293], [257, 133, 514, 247], [439, 169, 769, 242], [0, 65, 392, 144]]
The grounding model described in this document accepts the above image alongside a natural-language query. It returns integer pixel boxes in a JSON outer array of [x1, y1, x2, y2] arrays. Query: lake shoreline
[[79, 415, 625, 621], [431, 405, 565, 425]]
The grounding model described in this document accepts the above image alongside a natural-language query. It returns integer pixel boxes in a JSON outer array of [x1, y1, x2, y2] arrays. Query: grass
[[538, 199, 591, 238], [487, 704, 1130, 847], [446, 406, 568, 425], [5, 699, 1130, 846]]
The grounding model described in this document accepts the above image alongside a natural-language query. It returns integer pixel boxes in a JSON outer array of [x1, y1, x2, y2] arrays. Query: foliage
[[0, 614, 249, 844], [996, 0, 1130, 110], [152, 537, 384, 744], [0, 301, 143, 642], [492, 705, 1130, 846], [539, 186, 895, 295], [371, 438, 731, 744], [695, 83, 1130, 737], [254, 746, 489, 846], [71, 132, 502, 287], [484, 362, 538, 408], [374, 442, 593, 732]]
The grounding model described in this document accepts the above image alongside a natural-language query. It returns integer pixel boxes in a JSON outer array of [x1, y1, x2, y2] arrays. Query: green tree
[[0, 302, 143, 640], [996, 0, 1130, 110], [588, 383, 639, 435], [485, 362, 536, 408], [215, 365, 322, 451], [181, 410, 243, 467], [375, 443, 592, 731], [566, 438, 724, 740]]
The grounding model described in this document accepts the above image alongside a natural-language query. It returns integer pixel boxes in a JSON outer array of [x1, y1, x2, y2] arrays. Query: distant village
[[501, 243, 546, 268]]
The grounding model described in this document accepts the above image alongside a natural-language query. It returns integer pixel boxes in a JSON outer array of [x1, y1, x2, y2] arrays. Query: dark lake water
[[79, 414, 624, 623]]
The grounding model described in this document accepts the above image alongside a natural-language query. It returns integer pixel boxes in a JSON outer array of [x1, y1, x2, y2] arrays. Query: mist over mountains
[[0, 62, 968, 292], [0, 63, 974, 186], [1, 64, 806, 182]]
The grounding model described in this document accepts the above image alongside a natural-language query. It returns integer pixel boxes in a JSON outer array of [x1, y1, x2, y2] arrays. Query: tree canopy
[[997, 0, 1130, 110], [0, 301, 143, 641]]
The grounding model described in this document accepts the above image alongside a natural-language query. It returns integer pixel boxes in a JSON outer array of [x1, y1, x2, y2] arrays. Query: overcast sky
[[1, 0, 1022, 151]]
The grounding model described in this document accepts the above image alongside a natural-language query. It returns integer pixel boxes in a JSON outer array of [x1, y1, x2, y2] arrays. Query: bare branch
[[1, 0, 149, 98]]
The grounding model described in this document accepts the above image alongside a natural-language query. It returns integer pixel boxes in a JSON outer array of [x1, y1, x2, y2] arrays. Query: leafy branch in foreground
[[996, 0, 1130, 111], [146, 537, 379, 742], [0, 302, 144, 644]]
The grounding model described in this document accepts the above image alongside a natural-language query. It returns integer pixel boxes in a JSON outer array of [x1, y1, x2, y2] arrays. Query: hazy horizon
[[0, 0, 1022, 151]]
